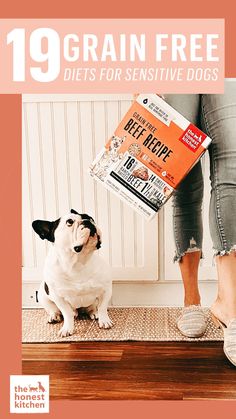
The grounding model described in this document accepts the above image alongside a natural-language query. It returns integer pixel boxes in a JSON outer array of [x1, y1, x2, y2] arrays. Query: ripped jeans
[[165, 80, 236, 262]]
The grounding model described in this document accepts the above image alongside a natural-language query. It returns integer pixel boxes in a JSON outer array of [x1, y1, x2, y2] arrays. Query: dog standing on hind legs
[[32, 209, 113, 337]]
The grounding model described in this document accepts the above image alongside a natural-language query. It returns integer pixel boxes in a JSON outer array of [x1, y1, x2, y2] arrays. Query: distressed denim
[[165, 80, 236, 261]]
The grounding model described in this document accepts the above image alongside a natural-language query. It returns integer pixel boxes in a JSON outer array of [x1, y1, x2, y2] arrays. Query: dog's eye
[[66, 219, 74, 226]]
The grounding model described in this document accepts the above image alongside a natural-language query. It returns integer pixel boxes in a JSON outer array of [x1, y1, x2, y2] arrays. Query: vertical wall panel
[[120, 100, 135, 267], [24, 103, 47, 268], [65, 101, 84, 212], [92, 101, 110, 261], [106, 101, 123, 267], [39, 103, 58, 219], [79, 101, 96, 216], [22, 105, 35, 268], [52, 103, 71, 213]]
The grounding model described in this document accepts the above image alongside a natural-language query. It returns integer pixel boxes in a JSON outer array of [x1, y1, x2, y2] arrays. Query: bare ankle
[[184, 297, 201, 307], [211, 298, 236, 325]]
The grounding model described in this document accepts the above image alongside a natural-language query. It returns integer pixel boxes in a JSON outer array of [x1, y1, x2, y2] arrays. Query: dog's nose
[[74, 245, 83, 253]]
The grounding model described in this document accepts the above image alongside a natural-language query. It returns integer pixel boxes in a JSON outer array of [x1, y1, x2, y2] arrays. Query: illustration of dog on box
[[90, 134, 125, 180]]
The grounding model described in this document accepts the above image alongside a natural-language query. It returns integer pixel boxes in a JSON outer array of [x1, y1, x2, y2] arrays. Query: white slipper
[[177, 305, 207, 337], [211, 314, 236, 367]]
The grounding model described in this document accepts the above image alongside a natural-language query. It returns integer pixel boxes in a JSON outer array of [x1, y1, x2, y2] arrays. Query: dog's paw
[[89, 311, 99, 320], [98, 315, 113, 329], [58, 325, 74, 337], [48, 312, 62, 324], [73, 309, 79, 319]]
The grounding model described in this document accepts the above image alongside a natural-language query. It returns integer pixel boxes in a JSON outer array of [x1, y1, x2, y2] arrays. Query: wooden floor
[[22, 341, 236, 400]]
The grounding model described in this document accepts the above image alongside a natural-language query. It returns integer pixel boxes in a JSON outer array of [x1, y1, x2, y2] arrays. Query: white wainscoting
[[22, 94, 217, 308]]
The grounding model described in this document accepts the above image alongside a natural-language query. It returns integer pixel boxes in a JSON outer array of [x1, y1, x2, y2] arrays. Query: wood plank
[[183, 391, 236, 400], [22, 344, 123, 361], [22, 342, 236, 400]]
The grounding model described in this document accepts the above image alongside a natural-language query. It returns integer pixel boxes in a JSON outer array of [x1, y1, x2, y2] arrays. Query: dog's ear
[[80, 213, 95, 223], [96, 235, 102, 250], [70, 209, 95, 223], [70, 209, 79, 215], [32, 219, 60, 242], [96, 228, 102, 250]]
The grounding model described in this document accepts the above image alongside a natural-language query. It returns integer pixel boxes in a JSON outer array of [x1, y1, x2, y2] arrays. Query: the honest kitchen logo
[[10, 375, 49, 413]]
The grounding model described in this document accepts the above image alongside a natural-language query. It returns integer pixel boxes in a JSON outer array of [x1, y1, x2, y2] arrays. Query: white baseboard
[[22, 280, 217, 308]]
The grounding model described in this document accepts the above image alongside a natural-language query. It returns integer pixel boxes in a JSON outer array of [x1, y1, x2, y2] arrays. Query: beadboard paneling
[[22, 94, 158, 282]]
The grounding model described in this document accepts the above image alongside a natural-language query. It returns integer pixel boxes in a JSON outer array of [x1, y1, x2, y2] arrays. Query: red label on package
[[178, 124, 207, 152]]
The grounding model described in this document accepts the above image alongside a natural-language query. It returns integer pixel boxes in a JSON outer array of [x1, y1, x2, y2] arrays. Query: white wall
[[22, 94, 217, 307]]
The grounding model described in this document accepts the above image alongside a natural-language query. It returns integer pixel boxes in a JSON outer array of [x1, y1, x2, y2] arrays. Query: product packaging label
[[90, 94, 212, 220]]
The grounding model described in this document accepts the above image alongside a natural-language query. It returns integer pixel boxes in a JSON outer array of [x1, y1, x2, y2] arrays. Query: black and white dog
[[32, 209, 113, 337]]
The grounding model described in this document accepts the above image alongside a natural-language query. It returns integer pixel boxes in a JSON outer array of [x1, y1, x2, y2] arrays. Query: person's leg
[[212, 254, 236, 324], [165, 95, 203, 307], [173, 162, 203, 307], [164, 94, 207, 337], [201, 80, 236, 329], [179, 251, 201, 306]]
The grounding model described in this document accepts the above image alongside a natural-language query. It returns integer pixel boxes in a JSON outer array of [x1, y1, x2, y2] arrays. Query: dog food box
[[89, 94, 212, 220]]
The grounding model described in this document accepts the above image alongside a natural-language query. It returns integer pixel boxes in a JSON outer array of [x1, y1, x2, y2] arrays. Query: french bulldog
[[32, 209, 113, 337]]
